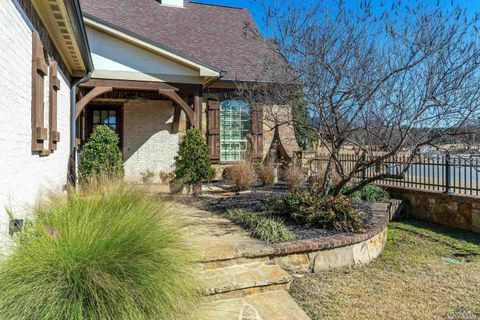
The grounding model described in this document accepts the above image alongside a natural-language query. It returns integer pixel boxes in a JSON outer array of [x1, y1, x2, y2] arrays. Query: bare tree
[[244, 0, 480, 195]]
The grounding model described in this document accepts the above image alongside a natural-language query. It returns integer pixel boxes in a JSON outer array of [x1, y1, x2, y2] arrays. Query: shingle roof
[[79, 0, 274, 81]]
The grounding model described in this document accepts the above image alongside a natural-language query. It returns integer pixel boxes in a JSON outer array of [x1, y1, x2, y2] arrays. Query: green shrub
[[223, 163, 255, 190], [174, 128, 213, 186], [0, 180, 201, 320], [349, 184, 389, 202], [266, 188, 364, 232], [224, 209, 294, 243], [79, 125, 124, 179]]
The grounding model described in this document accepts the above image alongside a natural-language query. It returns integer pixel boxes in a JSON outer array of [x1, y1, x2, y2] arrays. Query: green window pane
[[220, 100, 251, 162]]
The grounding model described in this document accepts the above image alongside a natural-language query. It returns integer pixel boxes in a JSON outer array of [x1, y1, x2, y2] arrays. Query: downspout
[[70, 73, 91, 185]]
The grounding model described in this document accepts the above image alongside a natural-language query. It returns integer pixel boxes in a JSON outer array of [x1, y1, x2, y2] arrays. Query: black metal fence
[[309, 154, 480, 196]]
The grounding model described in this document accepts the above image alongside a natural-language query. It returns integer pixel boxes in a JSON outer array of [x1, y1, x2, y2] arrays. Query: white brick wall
[[0, 1, 72, 246], [123, 100, 178, 182]]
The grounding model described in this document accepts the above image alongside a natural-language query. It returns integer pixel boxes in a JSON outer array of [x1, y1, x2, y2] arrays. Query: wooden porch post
[[193, 85, 203, 130]]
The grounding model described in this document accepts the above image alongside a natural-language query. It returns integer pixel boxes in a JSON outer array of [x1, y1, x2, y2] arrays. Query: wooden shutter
[[31, 31, 48, 153], [251, 103, 264, 161], [207, 100, 220, 163], [49, 61, 60, 152]]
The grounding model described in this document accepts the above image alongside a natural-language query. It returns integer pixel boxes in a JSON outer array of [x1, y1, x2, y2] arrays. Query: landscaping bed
[[180, 182, 386, 242], [174, 183, 391, 273]]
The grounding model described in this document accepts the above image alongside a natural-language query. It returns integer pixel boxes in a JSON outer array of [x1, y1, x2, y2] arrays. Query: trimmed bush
[[224, 209, 294, 243], [349, 184, 390, 202], [266, 188, 364, 233], [79, 125, 124, 179], [0, 180, 201, 320], [224, 163, 255, 190], [284, 166, 305, 189], [258, 164, 276, 186], [174, 128, 213, 187]]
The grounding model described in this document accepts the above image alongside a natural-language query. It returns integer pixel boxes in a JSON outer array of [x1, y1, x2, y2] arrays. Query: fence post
[[445, 153, 452, 194], [361, 154, 366, 180]]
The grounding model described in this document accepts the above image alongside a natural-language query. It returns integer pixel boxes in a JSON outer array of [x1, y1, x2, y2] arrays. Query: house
[[0, 0, 92, 244], [0, 0, 300, 244], [77, 0, 301, 182]]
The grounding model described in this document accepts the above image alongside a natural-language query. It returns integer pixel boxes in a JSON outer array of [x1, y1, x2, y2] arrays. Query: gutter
[[65, 0, 94, 184], [69, 73, 91, 185]]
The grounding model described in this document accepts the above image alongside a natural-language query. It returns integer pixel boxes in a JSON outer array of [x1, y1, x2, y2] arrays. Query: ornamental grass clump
[[224, 209, 294, 243], [0, 180, 202, 320], [284, 166, 305, 190], [223, 163, 255, 190], [258, 163, 276, 186]]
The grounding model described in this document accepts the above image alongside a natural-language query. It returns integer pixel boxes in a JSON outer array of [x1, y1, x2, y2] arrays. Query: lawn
[[290, 219, 480, 320]]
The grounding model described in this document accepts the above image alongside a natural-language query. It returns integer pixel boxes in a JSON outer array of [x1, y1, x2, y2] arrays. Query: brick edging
[[271, 204, 389, 256]]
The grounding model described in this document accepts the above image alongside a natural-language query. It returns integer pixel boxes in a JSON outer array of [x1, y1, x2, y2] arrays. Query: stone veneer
[[386, 186, 480, 233], [270, 203, 389, 273]]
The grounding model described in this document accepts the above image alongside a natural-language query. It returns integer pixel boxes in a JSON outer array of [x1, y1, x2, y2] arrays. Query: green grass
[[0, 181, 202, 320], [224, 209, 295, 243], [291, 220, 480, 320], [290, 219, 480, 320]]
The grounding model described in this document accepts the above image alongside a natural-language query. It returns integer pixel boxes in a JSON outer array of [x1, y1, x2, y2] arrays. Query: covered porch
[[75, 78, 204, 181]]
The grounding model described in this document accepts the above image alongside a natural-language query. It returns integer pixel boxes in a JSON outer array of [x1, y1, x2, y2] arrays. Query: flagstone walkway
[[174, 203, 310, 320]]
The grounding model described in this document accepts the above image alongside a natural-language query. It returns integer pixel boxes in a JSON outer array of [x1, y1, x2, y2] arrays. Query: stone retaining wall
[[270, 203, 389, 273], [386, 187, 480, 233]]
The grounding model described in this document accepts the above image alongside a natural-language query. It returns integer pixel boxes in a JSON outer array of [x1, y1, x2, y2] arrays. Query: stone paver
[[177, 203, 274, 263], [194, 291, 311, 320], [172, 202, 310, 320]]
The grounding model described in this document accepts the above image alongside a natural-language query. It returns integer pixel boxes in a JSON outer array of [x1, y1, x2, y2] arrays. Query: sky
[[192, 0, 480, 36]]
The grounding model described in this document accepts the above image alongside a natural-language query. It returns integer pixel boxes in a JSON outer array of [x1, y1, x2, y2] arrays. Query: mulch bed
[[174, 182, 385, 242]]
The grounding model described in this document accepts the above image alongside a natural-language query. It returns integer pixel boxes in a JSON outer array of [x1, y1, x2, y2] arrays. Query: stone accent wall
[[123, 100, 178, 182], [0, 1, 72, 246], [386, 187, 480, 233]]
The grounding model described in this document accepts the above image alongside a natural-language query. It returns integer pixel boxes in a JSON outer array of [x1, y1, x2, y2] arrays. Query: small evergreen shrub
[[0, 180, 201, 320], [174, 128, 213, 186], [258, 164, 276, 186], [349, 184, 390, 202], [266, 188, 364, 233], [224, 163, 255, 190], [284, 166, 305, 189], [79, 125, 124, 179], [224, 209, 294, 243]]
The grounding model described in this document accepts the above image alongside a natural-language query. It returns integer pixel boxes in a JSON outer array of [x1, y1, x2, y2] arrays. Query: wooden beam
[[76, 86, 113, 118], [79, 79, 178, 92], [159, 89, 194, 125], [172, 105, 182, 133]]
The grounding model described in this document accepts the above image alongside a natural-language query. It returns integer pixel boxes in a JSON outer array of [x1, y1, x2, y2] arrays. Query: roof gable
[[80, 0, 273, 81]]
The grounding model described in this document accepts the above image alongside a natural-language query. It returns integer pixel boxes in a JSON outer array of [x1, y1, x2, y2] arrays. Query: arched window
[[220, 100, 251, 161]]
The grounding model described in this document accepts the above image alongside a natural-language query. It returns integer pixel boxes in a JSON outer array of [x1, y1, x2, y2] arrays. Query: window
[[92, 109, 118, 132], [86, 106, 123, 148], [220, 100, 251, 161]]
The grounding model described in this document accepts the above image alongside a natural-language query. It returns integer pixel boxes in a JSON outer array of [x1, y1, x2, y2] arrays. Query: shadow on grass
[[390, 217, 480, 256]]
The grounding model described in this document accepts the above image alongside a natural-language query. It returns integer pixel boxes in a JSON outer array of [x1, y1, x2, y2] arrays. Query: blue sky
[[193, 0, 480, 36]]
